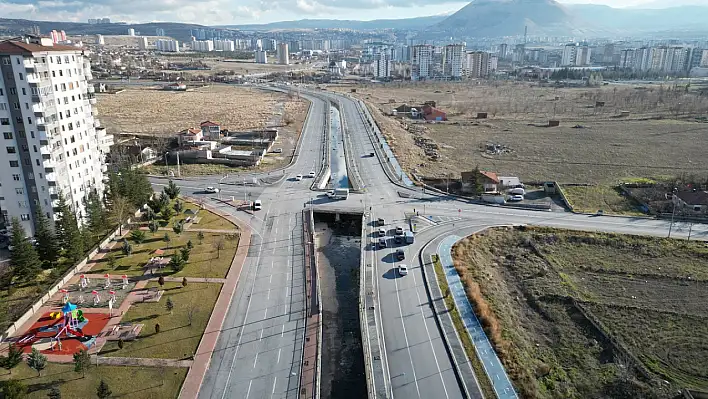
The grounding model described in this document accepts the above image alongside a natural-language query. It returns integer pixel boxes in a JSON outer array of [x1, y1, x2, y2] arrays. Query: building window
[[12, 174, 20, 181], [9, 88, 16, 95], [22, 88, 26, 95], [0, 104, 7, 111], [21, 214, 31, 221], [59, 70, 63, 77], [3, 132, 12, 139], [10, 161, 19, 167], [18, 201, 28, 208], [21, 144, 28, 152], [24, 102, 29, 109], [13, 103, 20, 110], [15, 117, 23, 124], [52, 71, 56, 77], [33, 145, 37, 152], [18, 73, 23, 80], [0, 118, 8, 125], [15, 188, 23, 194], [24, 158, 30, 165], [35, 159, 40, 166], [27, 117, 32, 125], [6, 146, 16, 154], [0, 88, 3, 95]]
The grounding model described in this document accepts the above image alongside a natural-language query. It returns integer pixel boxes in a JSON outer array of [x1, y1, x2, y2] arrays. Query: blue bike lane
[[438, 235, 518, 399]]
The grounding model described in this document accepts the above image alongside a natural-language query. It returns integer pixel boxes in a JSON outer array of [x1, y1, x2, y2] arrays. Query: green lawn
[[0, 362, 186, 399], [144, 163, 248, 177], [181, 202, 237, 231], [88, 231, 238, 278], [0, 284, 43, 332], [100, 282, 221, 359], [563, 185, 645, 215]]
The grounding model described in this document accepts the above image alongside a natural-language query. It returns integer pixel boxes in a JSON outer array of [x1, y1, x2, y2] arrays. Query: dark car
[[395, 249, 405, 261]]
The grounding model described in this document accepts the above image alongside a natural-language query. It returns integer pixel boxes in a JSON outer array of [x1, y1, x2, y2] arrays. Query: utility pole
[[667, 188, 678, 238], [176, 151, 181, 178]]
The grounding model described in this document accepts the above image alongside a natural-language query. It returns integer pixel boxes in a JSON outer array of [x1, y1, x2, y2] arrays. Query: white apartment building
[[277, 43, 289, 65], [411, 45, 433, 81], [127, 28, 135, 37], [261, 39, 277, 51], [156, 39, 180, 52], [373, 52, 392, 79], [561, 43, 591, 67], [0, 36, 112, 235], [255, 49, 268, 64], [191, 40, 214, 52], [95, 35, 104, 46], [138, 37, 148, 51], [443, 44, 465, 79], [213, 39, 235, 52], [701, 49, 708, 67]]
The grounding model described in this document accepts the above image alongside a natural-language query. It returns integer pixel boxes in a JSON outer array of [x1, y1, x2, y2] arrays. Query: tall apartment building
[[191, 40, 214, 52], [95, 35, 105, 46], [156, 39, 179, 52], [498, 43, 508, 60], [155, 28, 165, 37], [138, 37, 148, 51], [394, 45, 410, 62], [261, 39, 277, 51], [465, 51, 497, 78], [288, 41, 301, 53], [255, 49, 268, 64], [373, 51, 392, 79], [411, 45, 433, 81], [561, 43, 591, 66], [443, 44, 465, 79], [277, 43, 289, 65], [50, 31, 66, 44], [0, 36, 112, 234], [213, 39, 235, 52], [127, 28, 135, 37], [702, 49, 708, 67]]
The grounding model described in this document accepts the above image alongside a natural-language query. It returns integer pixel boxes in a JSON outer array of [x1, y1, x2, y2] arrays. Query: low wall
[[555, 181, 574, 211]]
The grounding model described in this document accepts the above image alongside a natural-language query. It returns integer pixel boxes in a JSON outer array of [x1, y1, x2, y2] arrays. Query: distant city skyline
[[0, 0, 705, 26]]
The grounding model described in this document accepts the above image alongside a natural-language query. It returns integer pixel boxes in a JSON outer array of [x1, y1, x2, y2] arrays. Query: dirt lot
[[97, 85, 301, 136], [165, 58, 299, 76], [452, 227, 708, 398], [332, 81, 708, 183]]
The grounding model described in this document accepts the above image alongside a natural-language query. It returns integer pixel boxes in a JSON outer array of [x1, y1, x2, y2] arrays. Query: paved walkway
[[91, 355, 193, 368], [139, 227, 239, 234], [178, 201, 252, 399]]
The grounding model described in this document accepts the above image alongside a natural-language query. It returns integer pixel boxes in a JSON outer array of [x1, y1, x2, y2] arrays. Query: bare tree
[[110, 194, 134, 236], [212, 236, 226, 259], [186, 304, 198, 326]]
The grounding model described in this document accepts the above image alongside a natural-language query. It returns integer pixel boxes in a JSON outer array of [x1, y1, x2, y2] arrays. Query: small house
[[460, 170, 500, 194], [200, 121, 221, 140], [177, 128, 203, 146], [673, 191, 708, 214], [422, 105, 447, 121]]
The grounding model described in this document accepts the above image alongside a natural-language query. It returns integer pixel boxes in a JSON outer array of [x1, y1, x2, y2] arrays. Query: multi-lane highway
[[157, 86, 708, 399]]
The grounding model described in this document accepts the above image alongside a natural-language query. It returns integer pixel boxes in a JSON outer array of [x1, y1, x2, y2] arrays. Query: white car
[[395, 226, 404, 236], [308, 171, 316, 178], [296, 174, 303, 181], [205, 186, 220, 194], [398, 264, 409, 276], [509, 194, 524, 202], [378, 228, 386, 237]]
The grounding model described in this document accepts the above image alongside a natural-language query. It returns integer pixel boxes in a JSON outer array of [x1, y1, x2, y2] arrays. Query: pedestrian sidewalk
[[91, 355, 193, 368]]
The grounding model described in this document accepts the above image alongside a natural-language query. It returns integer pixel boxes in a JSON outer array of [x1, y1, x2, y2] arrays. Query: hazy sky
[[0, 0, 703, 25]]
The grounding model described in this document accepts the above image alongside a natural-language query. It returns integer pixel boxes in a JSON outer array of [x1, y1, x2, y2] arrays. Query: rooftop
[[200, 121, 220, 127], [0, 39, 81, 55], [676, 191, 708, 206]]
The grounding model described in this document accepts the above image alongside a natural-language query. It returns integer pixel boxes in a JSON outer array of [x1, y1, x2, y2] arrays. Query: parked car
[[377, 218, 385, 226], [378, 228, 386, 237], [295, 174, 303, 181], [395, 226, 404, 236], [509, 194, 524, 202], [308, 171, 316, 178], [205, 186, 220, 194], [398, 264, 409, 276], [395, 249, 405, 261], [378, 237, 387, 248], [272, 148, 283, 153]]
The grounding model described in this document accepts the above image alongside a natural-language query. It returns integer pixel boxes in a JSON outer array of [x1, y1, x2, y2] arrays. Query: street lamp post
[[218, 174, 228, 201], [164, 152, 170, 175], [668, 188, 678, 238]]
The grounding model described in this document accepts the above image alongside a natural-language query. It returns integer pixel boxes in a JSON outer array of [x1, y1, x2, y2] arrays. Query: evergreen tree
[[162, 206, 174, 222], [73, 349, 91, 378], [0, 379, 27, 399], [166, 297, 174, 314], [1, 344, 24, 374], [27, 347, 47, 376], [48, 385, 62, 399], [172, 221, 183, 235], [148, 219, 159, 235], [164, 180, 180, 200], [84, 188, 106, 238], [9, 219, 41, 283], [55, 192, 84, 262], [96, 380, 112, 399], [33, 207, 60, 268]]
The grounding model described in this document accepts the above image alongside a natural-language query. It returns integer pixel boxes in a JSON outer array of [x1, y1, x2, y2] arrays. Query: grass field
[[451, 227, 708, 398], [333, 81, 708, 184], [97, 85, 304, 136], [100, 282, 221, 359], [562, 185, 645, 215], [0, 362, 186, 399], [89, 231, 238, 278]]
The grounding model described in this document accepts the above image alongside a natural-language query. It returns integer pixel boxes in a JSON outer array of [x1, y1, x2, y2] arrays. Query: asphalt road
[[156, 85, 708, 399]]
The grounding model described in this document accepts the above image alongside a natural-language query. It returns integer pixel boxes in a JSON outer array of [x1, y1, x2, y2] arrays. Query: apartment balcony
[[43, 158, 55, 169], [26, 73, 40, 84], [23, 59, 36, 70], [32, 103, 45, 116], [89, 98, 97, 105], [87, 85, 95, 94], [35, 116, 46, 125], [93, 119, 101, 128]]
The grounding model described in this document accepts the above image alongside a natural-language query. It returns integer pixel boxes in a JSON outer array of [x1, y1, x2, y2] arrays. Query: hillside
[[220, 15, 447, 31]]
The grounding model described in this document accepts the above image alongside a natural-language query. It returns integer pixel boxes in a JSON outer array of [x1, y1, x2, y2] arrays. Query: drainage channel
[[329, 105, 352, 190], [313, 211, 366, 398]]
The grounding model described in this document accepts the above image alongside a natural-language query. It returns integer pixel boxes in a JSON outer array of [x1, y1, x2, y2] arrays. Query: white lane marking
[[285, 287, 289, 298], [245, 380, 252, 399], [281, 324, 285, 337], [270, 275, 273, 284], [267, 289, 271, 300], [220, 206, 270, 399], [410, 261, 450, 399], [259, 329, 264, 341], [264, 308, 268, 319], [253, 352, 259, 368], [271, 376, 278, 399], [277, 348, 282, 364]]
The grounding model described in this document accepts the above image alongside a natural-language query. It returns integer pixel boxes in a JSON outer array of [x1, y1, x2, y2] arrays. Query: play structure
[[45, 302, 90, 351]]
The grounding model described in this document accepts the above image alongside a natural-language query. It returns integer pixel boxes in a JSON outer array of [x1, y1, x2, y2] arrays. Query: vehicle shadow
[[381, 252, 401, 263], [382, 268, 400, 280]]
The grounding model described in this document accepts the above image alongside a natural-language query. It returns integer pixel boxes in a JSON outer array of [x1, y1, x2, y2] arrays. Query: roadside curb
[[177, 201, 252, 399]]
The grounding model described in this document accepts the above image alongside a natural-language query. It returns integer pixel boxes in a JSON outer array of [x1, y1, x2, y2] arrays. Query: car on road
[[326, 190, 335, 198], [395, 226, 404, 236], [271, 148, 283, 153], [253, 200, 262, 211], [509, 194, 524, 202], [378, 238, 387, 248], [308, 171, 316, 178], [378, 228, 386, 237], [369, 152, 375, 157], [204, 186, 220, 194], [295, 174, 303, 181], [398, 264, 408, 276], [376, 218, 385, 227], [395, 249, 405, 261]]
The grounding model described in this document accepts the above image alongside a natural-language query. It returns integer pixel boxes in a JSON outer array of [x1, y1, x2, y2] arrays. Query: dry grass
[[333, 81, 708, 183], [97, 85, 290, 136], [451, 227, 708, 398]]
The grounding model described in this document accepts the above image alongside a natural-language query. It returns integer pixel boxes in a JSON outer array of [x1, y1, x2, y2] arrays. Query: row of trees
[[0, 345, 112, 398], [3, 168, 153, 294]]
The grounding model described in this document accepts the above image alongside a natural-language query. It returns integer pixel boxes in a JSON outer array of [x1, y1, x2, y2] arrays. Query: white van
[[509, 187, 526, 196], [253, 200, 262, 211]]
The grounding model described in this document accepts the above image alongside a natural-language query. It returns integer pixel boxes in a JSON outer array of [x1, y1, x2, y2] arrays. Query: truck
[[333, 188, 349, 200], [404, 231, 414, 244]]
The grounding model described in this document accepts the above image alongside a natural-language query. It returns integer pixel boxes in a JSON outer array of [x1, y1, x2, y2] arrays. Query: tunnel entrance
[[313, 211, 366, 399]]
